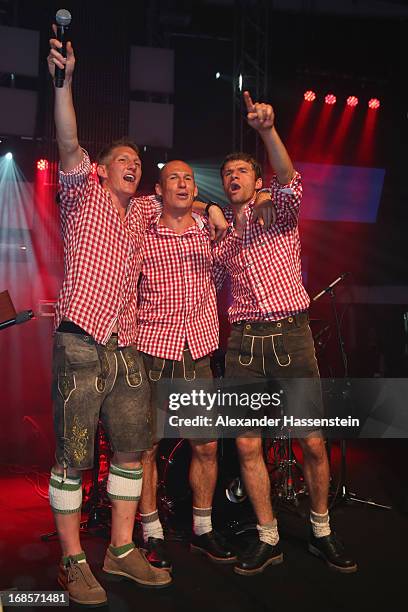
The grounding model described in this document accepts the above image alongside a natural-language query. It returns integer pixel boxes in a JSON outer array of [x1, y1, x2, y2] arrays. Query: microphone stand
[[313, 275, 391, 511]]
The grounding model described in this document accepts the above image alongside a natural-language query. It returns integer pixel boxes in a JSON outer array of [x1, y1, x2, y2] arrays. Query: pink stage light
[[324, 94, 336, 105], [304, 90, 316, 102], [346, 96, 359, 107], [36, 159, 49, 171], [368, 98, 380, 110]]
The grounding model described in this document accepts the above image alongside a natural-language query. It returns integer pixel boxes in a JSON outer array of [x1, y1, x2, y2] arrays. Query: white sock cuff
[[107, 464, 143, 501], [310, 510, 330, 523], [49, 471, 82, 514]]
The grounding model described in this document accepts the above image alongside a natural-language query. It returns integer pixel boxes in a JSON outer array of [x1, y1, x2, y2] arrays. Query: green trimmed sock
[[109, 542, 136, 558], [62, 551, 86, 566]]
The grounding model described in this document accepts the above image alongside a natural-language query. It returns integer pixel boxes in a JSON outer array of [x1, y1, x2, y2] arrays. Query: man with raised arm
[[213, 92, 357, 576], [47, 31, 230, 605], [47, 31, 176, 604]]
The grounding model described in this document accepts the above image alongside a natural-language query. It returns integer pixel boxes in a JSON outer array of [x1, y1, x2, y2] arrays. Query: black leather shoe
[[144, 537, 172, 571], [308, 531, 357, 573], [234, 539, 283, 575], [191, 531, 237, 564]]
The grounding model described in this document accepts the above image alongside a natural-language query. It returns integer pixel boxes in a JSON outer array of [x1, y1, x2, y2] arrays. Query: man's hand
[[207, 205, 228, 242], [253, 191, 276, 229], [244, 91, 274, 133], [47, 25, 75, 84]]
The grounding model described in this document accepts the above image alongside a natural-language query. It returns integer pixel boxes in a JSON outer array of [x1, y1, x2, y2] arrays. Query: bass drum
[[157, 439, 192, 529]]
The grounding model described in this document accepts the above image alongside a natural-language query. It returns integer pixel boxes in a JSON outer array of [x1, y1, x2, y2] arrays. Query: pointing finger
[[243, 90, 255, 112]]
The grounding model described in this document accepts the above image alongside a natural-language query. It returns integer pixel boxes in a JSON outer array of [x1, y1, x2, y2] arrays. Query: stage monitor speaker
[[0, 88, 37, 137], [0, 290, 17, 325], [129, 101, 174, 149], [130, 46, 174, 94], [0, 25, 40, 78]]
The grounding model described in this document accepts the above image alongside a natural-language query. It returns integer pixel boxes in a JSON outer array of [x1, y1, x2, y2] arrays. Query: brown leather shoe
[[103, 547, 172, 588], [58, 558, 107, 605]]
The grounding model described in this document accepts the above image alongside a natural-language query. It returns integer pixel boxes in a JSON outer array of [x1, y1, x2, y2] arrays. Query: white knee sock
[[140, 510, 164, 541], [310, 509, 331, 537], [193, 506, 212, 536], [257, 519, 279, 546]]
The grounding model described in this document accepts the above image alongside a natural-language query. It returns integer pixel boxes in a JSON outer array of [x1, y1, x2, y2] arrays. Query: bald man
[[136, 160, 236, 571]]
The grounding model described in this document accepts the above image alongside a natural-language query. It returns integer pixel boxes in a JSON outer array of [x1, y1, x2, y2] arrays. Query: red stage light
[[346, 96, 359, 107], [368, 98, 380, 109], [304, 90, 316, 102], [324, 94, 336, 105], [36, 159, 49, 171]]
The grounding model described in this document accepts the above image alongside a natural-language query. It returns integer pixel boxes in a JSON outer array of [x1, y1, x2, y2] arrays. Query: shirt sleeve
[[133, 195, 162, 231], [211, 227, 242, 292], [270, 170, 303, 229], [58, 149, 92, 213]]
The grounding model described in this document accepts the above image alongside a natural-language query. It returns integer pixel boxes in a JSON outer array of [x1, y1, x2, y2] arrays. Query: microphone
[[312, 272, 349, 302], [0, 309, 34, 331], [55, 9, 72, 88]]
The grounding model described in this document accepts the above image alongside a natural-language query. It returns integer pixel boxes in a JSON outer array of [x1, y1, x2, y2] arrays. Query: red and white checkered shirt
[[213, 171, 310, 323], [136, 213, 219, 361], [55, 150, 159, 347]]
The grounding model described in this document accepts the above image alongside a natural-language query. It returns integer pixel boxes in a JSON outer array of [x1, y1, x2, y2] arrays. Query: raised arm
[[47, 27, 83, 172], [243, 91, 294, 185]]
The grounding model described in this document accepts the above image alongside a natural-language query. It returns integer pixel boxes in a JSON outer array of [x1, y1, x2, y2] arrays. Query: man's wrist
[[205, 201, 223, 217]]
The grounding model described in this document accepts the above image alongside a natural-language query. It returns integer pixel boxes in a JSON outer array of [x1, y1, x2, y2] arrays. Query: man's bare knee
[[191, 440, 217, 462], [236, 436, 263, 463], [142, 444, 159, 465], [299, 435, 327, 463], [112, 451, 142, 469]]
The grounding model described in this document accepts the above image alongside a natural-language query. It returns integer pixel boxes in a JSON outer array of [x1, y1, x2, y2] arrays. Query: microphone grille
[[56, 8, 72, 26]]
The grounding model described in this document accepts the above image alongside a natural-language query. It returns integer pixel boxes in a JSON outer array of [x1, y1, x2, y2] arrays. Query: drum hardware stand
[[41, 421, 111, 542], [313, 275, 391, 511], [266, 429, 307, 516], [157, 439, 187, 521]]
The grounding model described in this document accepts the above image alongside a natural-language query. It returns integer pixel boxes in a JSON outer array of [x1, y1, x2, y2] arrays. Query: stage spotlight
[[325, 94, 336, 105], [157, 162, 165, 169], [5, 152, 13, 160], [215, 72, 221, 79], [304, 90, 316, 102], [36, 159, 49, 171], [238, 74, 243, 92], [346, 96, 359, 107], [368, 98, 380, 109]]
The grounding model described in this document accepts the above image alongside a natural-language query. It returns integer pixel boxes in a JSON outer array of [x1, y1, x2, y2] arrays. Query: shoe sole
[[233, 553, 284, 576], [102, 567, 172, 588], [190, 544, 237, 564], [57, 578, 108, 606], [308, 544, 358, 573], [151, 563, 173, 572]]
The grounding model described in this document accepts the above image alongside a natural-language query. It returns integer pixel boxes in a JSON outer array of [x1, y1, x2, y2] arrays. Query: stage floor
[[0, 440, 407, 612]]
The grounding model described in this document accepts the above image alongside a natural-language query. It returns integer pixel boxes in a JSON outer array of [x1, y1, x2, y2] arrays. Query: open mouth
[[123, 174, 136, 183], [230, 182, 241, 192], [176, 192, 189, 199]]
